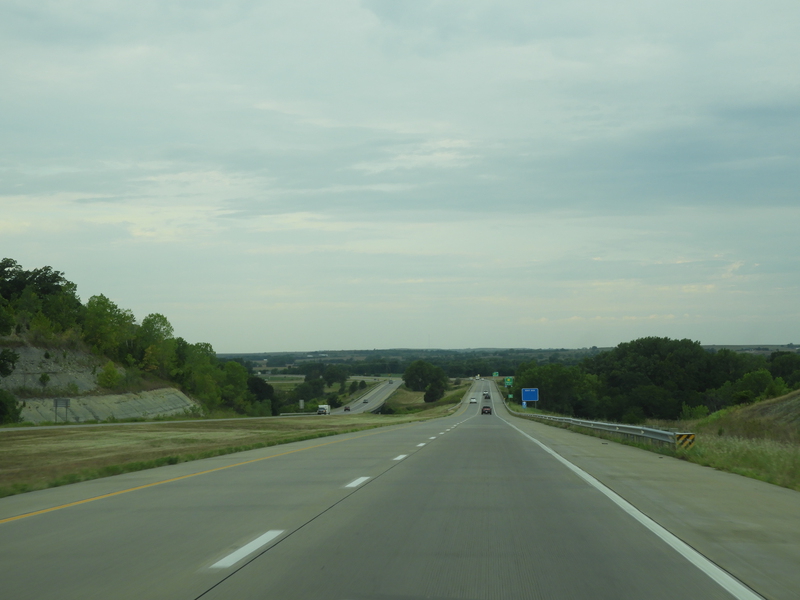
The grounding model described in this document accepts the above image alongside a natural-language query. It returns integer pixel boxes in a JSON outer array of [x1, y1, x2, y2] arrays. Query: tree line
[[510, 337, 800, 423]]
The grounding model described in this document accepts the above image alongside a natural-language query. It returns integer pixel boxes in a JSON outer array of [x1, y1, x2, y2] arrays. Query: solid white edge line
[[210, 530, 284, 569], [499, 417, 765, 600], [345, 476, 371, 488], [393, 455, 408, 461]]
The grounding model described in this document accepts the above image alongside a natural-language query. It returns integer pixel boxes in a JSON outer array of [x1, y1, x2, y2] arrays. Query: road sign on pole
[[53, 398, 70, 423], [504, 376, 514, 387], [492, 372, 499, 377], [522, 388, 539, 402]]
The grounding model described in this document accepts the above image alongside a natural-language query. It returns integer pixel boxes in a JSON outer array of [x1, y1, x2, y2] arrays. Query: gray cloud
[[2, 0, 798, 350]]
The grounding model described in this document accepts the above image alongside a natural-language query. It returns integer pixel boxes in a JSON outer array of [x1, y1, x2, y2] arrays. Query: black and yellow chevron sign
[[675, 433, 696, 450]]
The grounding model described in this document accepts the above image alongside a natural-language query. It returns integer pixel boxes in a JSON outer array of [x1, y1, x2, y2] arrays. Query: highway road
[[333, 378, 403, 414], [1, 380, 797, 599]]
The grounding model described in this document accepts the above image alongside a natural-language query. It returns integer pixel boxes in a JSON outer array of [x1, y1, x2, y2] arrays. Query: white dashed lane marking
[[345, 477, 371, 488], [210, 530, 284, 569]]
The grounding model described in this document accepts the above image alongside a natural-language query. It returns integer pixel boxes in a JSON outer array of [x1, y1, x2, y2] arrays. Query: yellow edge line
[[0, 426, 401, 526]]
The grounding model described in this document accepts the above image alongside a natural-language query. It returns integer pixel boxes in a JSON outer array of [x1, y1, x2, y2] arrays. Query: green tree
[[0, 347, 21, 423], [734, 369, 774, 403], [424, 378, 446, 403], [97, 360, 122, 389], [0, 390, 21, 424], [403, 360, 447, 392], [323, 365, 348, 387], [218, 361, 252, 411], [39, 373, 51, 389], [247, 376, 274, 403], [138, 313, 174, 349], [40, 281, 84, 332], [83, 295, 136, 359], [769, 352, 800, 388], [0, 301, 14, 336], [0, 349, 19, 378]]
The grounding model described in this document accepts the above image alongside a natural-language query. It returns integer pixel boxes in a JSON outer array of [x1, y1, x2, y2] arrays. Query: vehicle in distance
[[343, 406, 350, 412], [317, 404, 330, 415], [483, 391, 490, 399], [481, 406, 492, 415], [363, 398, 369, 403], [469, 397, 477, 403]]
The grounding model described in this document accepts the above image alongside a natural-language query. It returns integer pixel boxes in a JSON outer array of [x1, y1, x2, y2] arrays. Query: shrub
[[97, 360, 122, 389], [0, 390, 22, 424]]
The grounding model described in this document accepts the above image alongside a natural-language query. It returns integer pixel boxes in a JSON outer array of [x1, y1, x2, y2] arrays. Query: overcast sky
[[2, 1, 799, 352]]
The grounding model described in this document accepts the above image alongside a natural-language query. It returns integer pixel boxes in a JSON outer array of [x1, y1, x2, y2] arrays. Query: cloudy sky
[[2, 1, 799, 352]]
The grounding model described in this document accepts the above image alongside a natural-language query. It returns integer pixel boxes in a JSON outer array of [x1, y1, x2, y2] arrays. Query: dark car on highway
[[481, 406, 492, 415]]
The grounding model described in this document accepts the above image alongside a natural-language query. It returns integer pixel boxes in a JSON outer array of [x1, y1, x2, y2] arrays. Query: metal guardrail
[[503, 401, 695, 449]]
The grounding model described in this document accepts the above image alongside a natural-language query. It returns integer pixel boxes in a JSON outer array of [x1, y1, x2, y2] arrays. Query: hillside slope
[[696, 390, 800, 444], [0, 345, 104, 396], [0, 343, 198, 424], [21, 388, 198, 423]]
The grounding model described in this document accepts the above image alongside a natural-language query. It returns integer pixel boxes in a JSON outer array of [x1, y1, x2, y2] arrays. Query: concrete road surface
[[1, 380, 797, 600]]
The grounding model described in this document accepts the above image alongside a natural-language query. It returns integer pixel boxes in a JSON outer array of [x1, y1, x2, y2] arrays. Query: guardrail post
[[674, 433, 696, 450]]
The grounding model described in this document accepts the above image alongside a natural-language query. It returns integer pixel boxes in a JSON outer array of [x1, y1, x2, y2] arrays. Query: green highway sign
[[504, 376, 514, 387], [493, 372, 499, 377]]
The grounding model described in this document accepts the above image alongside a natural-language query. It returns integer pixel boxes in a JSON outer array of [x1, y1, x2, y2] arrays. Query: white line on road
[[345, 476, 371, 488], [210, 530, 284, 569], [429, 436, 436, 440], [393, 455, 408, 461], [417, 443, 426, 447], [500, 417, 765, 600]]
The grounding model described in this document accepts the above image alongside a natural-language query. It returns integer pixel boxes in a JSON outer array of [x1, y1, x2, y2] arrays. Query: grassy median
[[0, 412, 446, 498]]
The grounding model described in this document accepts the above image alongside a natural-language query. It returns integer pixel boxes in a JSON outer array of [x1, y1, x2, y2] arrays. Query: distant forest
[[2, 258, 799, 424], [274, 340, 800, 422], [509, 337, 800, 423]]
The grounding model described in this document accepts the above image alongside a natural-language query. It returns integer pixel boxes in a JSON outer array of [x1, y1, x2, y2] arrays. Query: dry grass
[[387, 387, 425, 406], [384, 382, 470, 414], [693, 390, 800, 445], [0, 413, 432, 498]]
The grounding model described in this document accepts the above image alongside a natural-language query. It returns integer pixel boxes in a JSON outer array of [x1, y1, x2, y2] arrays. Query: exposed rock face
[[0, 345, 199, 423], [21, 388, 199, 423], [0, 346, 104, 395]]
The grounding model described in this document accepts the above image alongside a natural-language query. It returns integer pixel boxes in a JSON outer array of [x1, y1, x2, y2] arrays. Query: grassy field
[[384, 381, 470, 414], [0, 411, 445, 499]]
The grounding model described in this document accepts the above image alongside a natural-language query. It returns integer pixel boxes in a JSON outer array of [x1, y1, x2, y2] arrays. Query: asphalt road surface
[[333, 378, 403, 414], [1, 380, 793, 600]]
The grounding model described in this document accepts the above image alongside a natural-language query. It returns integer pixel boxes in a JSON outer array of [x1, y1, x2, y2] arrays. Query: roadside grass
[[0, 413, 437, 499], [384, 382, 470, 414], [687, 435, 800, 491], [506, 400, 800, 493]]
